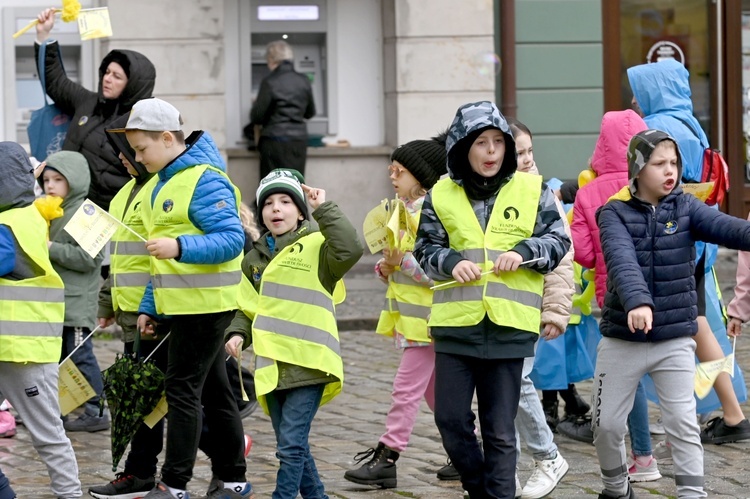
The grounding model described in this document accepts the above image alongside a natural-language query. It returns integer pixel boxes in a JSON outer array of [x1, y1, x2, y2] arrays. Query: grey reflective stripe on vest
[[0, 286, 64, 303], [262, 282, 334, 315], [0, 320, 62, 337], [256, 355, 274, 369], [487, 249, 505, 262], [113, 273, 152, 287], [393, 301, 431, 319], [460, 248, 485, 262], [674, 474, 704, 487], [433, 285, 483, 304], [486, 281, 542, 309], [111, 241, 149, 256], [254, 315, 341, 355], [570, 306, 582, 317], [152, 271, 242, 289]]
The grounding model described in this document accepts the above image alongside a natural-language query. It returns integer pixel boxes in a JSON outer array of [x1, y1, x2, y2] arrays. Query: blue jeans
[[628, 381, 652, 456], [434, 353, 523, 499], [0, 467, 15, 499], [515, 357, 557, 461], [267, 384, 328, 499], [61, 326, 104, 409]]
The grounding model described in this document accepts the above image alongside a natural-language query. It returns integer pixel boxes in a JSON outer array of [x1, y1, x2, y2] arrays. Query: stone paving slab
[[4, 249, 750, 497]]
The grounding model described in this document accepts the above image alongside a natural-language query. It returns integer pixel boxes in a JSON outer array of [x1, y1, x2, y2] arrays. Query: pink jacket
[[728, 213, 750, 321], [571, 110, 647, 307]]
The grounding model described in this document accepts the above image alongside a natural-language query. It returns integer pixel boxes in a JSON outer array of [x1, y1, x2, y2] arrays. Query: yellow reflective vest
[[141, 165, 243, 315], [376, 209, 432, 342], [240, 232, 344, 413], [429, 173, 544, 334], [109, 177, 155, 312], [0, 205, 64, 363], [568, 262, 585, 326]]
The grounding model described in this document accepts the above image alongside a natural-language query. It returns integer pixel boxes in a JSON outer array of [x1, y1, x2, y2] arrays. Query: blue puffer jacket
[[597, 186, 750, 342], [139, 131, 245, 317]]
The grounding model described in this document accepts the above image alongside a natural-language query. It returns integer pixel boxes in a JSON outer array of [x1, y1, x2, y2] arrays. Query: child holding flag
[[344, 134, 448, 488], [0, 141, 81, 498], [39, 151, 108, 433]]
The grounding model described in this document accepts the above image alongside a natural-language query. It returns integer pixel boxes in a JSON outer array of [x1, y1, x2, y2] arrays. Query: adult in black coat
[[249, 40, 315, 178], [35, 8, 156, 211]]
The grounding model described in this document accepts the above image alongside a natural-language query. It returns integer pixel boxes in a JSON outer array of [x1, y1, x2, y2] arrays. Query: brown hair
[[143, 130, 185, 144]]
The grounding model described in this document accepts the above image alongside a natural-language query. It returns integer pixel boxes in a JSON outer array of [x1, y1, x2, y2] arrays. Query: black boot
[[542, 399, 560, 432], [560, 383, 590, 418], [344, 442, 399, 488]]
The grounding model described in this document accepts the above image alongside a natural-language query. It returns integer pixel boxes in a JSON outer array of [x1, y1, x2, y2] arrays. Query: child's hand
[[98, 317, 114, 329], [452, 260, 482, 283], [301, 184, 325, 210], [225, 335, 244, 358], [36, 8, 56, 40], [627, 305, 653, 334], [493, 251, 523, 273], [146, 238, 179, 259], [379, 261, 395, 278], [137, 314, 157, 336], [542, 323, 563, 340], [383, 248, 404, 267], [727, 317, 743, 337]]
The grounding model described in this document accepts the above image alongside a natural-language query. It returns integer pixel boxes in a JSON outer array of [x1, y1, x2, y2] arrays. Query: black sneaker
[[700, 416, 750, 444], [64, 411, 110, 432], [436, 459, 460, 481], [557, 415, 594, 444], [88, 472, 155, 498]]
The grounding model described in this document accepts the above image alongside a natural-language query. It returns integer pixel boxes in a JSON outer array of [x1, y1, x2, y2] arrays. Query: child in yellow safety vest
[[344, 134, 449, 489], [225, 168, 363, 499]]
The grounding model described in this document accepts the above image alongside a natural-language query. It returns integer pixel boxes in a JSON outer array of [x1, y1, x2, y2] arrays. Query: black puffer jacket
[[250, 61, 315, 141], [597, 187, 750, 342], [35, 41, 156, 210]]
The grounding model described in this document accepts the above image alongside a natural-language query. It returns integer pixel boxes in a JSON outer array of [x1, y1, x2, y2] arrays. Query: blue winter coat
[[138, 131, 245, 317], [597, 187, 750, 342]]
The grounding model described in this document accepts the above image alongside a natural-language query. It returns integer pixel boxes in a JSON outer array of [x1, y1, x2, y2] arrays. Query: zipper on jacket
[[649, 205, 656, 296]]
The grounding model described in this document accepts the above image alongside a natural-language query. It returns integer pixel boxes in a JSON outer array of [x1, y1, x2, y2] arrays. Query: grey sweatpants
[[0, 361, 81, 498], [592, 336, 705, 498]]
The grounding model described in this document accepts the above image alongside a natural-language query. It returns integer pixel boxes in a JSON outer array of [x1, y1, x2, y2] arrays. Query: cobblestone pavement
[[5, 252, 750, 498]]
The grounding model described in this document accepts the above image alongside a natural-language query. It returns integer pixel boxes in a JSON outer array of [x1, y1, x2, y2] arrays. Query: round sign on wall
[[646, 40, 686, 65]]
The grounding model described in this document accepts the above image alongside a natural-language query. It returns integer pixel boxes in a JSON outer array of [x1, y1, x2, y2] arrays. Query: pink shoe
[[0, 411, 16, 438], [244, 434, 252, 458]]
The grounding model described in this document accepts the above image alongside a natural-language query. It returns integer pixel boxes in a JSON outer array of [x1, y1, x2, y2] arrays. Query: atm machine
[[249, 0, 328, 138]]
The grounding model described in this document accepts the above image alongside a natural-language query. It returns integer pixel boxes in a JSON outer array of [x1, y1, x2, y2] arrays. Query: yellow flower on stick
[[12, 0, 82, 38], [34, 195, 64, 229]]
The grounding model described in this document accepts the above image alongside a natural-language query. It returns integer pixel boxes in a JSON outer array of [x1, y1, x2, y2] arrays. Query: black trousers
[[160, 311, 246, 489], [434, 353, 524, 499], [258, 137, 308, 179]]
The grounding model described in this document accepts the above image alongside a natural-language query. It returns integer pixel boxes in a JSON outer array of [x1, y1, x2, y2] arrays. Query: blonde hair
[[266, 40, 294, 65], [239, 202, 260, 242]]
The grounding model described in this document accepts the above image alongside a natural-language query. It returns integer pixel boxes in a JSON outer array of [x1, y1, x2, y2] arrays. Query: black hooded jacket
[[35, 42, 156, 210]]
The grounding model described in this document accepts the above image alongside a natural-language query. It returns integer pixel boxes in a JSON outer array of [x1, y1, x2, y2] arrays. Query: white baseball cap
[[108, 98, 183, 132]]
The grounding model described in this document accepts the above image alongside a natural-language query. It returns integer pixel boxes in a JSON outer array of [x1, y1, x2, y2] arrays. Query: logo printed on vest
[[133, 201, 141, 212], [489, 206, 526, 237], [664, 220, 678, 234], [278, 242, 312, 272], [503, 206, 519, 221], [162, 199, 174, 213], [290, 242, 304, 253]]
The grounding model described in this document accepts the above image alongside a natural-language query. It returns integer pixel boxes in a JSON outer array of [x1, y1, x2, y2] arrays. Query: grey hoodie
[[43, 151, 104, 327]]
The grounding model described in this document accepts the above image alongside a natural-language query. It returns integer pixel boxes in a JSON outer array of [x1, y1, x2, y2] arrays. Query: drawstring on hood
[[445, 101, 517, 200]]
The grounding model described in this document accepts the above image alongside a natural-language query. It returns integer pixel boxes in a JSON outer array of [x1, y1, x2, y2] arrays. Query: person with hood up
[[628, 59, 750, 447], [0, 142, 82, 498], [413, 101, 570, 499], [38, 151, 108, 433], [35, 7, 156, 211]]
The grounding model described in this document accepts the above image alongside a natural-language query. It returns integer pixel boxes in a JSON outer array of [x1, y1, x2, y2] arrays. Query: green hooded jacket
[[43, 151, 104, 328]]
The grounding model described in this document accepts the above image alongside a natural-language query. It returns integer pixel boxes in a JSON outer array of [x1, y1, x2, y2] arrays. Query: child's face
[[126, 130, 173, 173], [102, 62, 128, 100], [388, 160, 421, 200], [514, 132, 534, 173], [262, 193, 303, 237], [42, 169, 69, 199], [118, 152, 139, 177], [635, 141, 679, 204], [468, 129, 505, 178]]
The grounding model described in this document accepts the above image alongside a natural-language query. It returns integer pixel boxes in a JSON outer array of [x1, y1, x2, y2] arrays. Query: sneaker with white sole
[[626, 452, 661, 482], [649, 416, 665, 435], [521, 452, 569, 499], [88, 472, 155, 499], [652, 440, 672, 465]]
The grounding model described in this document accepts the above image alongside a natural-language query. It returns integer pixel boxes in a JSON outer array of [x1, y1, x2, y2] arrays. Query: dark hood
[[98, 49, 156, 112], [445, 101, 517, 185], [105, 115, 151, 183], [0, 142, 35, 212]]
